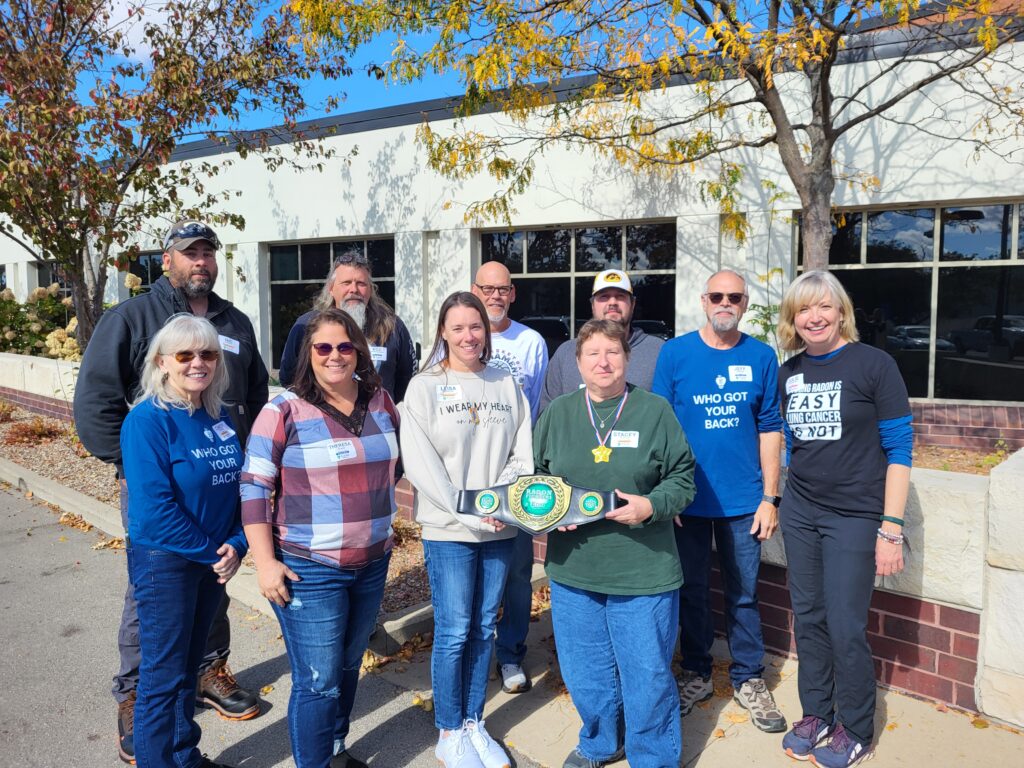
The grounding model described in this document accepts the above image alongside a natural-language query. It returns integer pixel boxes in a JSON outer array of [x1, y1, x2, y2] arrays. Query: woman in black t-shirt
[[775, 270, 911, 768]]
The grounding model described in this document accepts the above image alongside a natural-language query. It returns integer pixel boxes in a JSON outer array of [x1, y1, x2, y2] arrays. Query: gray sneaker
[[678, 670, 714, 716], [734, 677, 787, 733], [562, 746, 625, 768]]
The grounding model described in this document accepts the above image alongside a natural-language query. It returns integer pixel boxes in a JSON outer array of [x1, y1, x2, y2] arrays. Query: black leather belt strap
[[457, 474, 622, 535]]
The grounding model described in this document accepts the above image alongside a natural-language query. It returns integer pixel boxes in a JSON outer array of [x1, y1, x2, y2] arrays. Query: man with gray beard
[[278, 248, 417, 401], [652, 268, 787, 734]]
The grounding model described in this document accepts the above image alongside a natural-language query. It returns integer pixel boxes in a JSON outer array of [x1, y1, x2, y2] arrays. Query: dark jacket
[[278, 309, 417, 403], [73, 276, 269, 469]]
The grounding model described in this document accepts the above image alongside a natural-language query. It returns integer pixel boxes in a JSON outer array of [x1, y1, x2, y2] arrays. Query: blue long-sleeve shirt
[[121, 398, 248, 563]]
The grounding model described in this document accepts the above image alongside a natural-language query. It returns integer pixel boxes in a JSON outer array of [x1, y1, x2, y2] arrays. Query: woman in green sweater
[[534, 319, 695, 768]]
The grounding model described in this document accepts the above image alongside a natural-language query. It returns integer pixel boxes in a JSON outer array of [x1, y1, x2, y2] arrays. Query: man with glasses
[[652, 268, 787, 733], [75, 220, 269, 764], [540, 269, 665, 409], [470, 260, 548, 694], [278, 246, 417, 402]]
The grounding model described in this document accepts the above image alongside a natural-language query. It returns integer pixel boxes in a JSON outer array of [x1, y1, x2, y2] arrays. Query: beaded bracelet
[[877, 528, 904, 545], [881, 515, 905, 526]]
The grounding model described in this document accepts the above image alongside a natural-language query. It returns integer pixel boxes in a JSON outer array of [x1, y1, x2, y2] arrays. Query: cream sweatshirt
[[398, 364, 534, 543]]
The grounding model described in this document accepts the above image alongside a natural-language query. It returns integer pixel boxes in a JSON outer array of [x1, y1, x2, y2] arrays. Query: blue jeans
[[272, 552, 391, 768], [675, 513, 766, 688], [129, 545, 224, 768], [422, 537, 515, 730], [114, 479, 230, 704], [550, 580, 680, 768], [495, 530, 535, 666]]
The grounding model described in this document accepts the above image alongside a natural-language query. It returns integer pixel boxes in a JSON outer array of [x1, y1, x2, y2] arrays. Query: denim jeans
[[272, 551, 391, 768], [549, 580, 680, 768], [129, 545, 224, 768], [422, 537, 515, 730], [114, 479, 231, 704], [781, 494, 879, 744], [675, 513, 766, 688], [495, 530, 535, 666]]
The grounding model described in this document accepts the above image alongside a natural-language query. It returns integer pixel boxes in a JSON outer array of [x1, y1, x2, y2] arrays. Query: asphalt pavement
[[0, 487, 539, 768]]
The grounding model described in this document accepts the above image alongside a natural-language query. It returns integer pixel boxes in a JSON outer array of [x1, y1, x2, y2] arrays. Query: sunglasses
[[705, 292, 747, 305], [171, 349, 220, 363], [312, 342, 357, 356]]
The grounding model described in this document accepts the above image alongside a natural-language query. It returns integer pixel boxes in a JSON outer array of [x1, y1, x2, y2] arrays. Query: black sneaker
[[330, 751, 369, 768], [117, 691, 136, 764], [199, 757, 237, 768], [196, 660, 260, 720], [562, 746, 626, 768]]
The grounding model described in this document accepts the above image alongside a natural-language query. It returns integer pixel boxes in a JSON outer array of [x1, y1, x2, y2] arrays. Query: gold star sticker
[[592, 445, 612, 463]]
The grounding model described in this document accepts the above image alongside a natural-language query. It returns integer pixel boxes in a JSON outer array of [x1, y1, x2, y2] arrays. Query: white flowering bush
[[0, 284, 74, 357]]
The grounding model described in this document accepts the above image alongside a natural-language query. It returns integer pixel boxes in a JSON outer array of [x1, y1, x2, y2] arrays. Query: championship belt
[[456, 474, 621, 535]]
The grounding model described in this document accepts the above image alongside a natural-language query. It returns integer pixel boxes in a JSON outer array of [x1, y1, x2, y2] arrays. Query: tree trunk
[[72, 245, 108, 349], [799, 185, 834, 272]]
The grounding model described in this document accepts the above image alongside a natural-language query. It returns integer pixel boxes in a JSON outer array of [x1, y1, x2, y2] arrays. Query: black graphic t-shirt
[[779, 343, 910, 518]]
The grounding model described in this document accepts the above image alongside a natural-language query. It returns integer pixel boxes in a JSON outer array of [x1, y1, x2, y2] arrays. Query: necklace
[[585, 389, 629, 463]]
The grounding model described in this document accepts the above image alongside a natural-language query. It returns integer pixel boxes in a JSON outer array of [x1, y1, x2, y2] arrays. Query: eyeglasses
[[312, 342, 357, 356], [705, 292, 747, 305], [475, 284, 513, 297], [170, 349, 220, 363]]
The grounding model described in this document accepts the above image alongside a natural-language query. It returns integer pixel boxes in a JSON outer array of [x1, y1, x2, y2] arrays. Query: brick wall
[[711, 562, 981, 712], [913, 402, 1024, 451], [0, 386, 72, 421]]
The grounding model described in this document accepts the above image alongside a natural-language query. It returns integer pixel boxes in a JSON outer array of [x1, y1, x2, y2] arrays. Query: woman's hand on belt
[[875, 538, 905, 577], [212, 543, 240, 584], [605, 490, 653, 525], [257, 559, 301, 606]]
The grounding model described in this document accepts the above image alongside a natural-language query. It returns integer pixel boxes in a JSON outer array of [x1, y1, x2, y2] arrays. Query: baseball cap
[[592, 269, 632, 296], [163, 220, 222, 252]]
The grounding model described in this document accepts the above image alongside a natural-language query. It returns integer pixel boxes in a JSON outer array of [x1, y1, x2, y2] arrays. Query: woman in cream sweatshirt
[[399, 292, 533, 768]]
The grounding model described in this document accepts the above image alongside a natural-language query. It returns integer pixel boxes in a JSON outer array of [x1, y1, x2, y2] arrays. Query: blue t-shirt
[[653, 331, 783, 517], [121, 398, 248, 563], [779, 343, 911, 518]]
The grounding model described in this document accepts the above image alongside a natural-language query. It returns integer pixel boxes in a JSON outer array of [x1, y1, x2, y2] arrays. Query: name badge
[[327, 439, 357, 462], [610, 430, 640, 448], [728, 365, 753, 382], [370, 345, 388, 363], [211, 421, 236, 441], [437, 384, 463, 402], [785, 374, 805, 395], [218, 335, 240, 354]]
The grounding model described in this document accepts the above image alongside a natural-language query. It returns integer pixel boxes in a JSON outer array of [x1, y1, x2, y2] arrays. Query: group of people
[[73, 219, 911, 768]]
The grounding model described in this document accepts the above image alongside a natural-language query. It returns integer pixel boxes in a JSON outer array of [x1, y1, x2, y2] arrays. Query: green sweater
[[534, 386, 696, 595]]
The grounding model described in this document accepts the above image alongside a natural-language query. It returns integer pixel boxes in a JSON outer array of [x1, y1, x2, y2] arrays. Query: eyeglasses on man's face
[[704, 292, 747, 305], [475, 284, 513, 297]]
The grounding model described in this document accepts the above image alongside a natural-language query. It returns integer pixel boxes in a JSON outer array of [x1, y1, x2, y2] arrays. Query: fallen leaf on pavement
[[260, 685, 274, 695], [972, 716, 989, 729], [58, 511, 93, 532], [713, 729, 725, 739], [885, 723, 898, 731], [25, 491, 33, 499], [935, 702, 949, 713], [726, 712, 749, 724], [93, 536, 125, 550]]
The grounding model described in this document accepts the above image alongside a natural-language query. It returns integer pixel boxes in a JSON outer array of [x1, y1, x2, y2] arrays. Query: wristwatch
[[762, 494, 782, 507]]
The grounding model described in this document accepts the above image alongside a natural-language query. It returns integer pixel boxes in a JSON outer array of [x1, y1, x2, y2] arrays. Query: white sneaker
[[465, 719, 510, 768], [498, 663, 530, 693], [436, 727, 486, 768]]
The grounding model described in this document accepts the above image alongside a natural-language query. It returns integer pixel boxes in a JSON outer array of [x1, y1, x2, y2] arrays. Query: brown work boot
[[196, 660, 260, 720], [117, 690, 136, 764]]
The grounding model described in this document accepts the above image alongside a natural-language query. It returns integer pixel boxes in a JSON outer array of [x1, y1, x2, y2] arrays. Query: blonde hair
[[778, 270, 859, 352], [132, 314, 228, 419]]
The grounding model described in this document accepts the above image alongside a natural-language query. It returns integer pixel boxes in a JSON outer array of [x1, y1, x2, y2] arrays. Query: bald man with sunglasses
[[74, 220, 269, 764]]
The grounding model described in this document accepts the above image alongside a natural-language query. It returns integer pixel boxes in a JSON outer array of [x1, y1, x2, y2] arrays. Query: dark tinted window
[[940, 205, 1011, 262], [301, 243, 331, 281], [866, 209, 934, 263], [833, 269, 933, 397], [526, 230, 571, 273], [482, 231, 524, 273], [626, 223, 675, 270], [270, 245, 299, 281], [575, 227, 622, 271], [271, 283, 320, 367], [935, 265, 1024, 400], [366, 238, 396, 277], [796, 212, 862, 266]]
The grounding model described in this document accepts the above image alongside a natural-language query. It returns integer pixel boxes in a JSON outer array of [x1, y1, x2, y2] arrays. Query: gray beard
[[181, 278, 213, 299], [487, 309, 507, 325], [342, 300, 367, 329], [711, 313, 739, 333]]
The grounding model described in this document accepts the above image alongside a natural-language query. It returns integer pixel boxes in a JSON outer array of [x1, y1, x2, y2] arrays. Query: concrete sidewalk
[[3, 456, 1021, 767]]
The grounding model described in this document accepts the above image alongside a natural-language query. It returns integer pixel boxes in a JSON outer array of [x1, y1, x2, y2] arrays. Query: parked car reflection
[[886, 325, 954, 351], [948, 315, 1024, 358]]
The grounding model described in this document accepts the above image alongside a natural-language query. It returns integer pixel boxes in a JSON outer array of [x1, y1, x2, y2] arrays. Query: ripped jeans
[[272, 551, 391, 768]]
